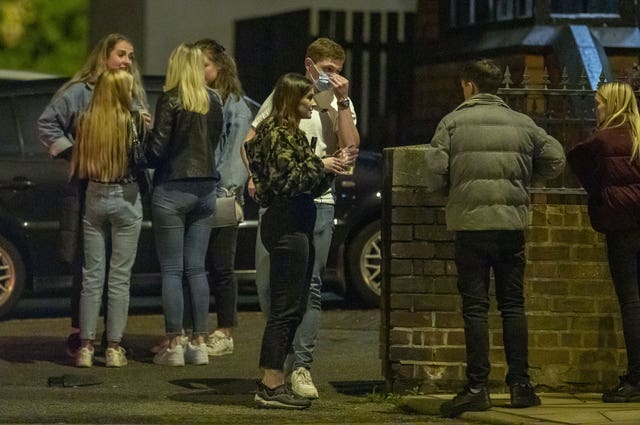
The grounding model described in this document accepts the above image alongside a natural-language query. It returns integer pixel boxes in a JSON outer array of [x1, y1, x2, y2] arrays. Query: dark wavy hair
[[269, 73, 313, 131]]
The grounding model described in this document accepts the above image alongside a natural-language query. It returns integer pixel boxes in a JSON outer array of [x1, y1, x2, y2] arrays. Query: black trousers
[[454, 230, 530, 387], [258, 194, 316, 370], [606, 230, 640, 382]]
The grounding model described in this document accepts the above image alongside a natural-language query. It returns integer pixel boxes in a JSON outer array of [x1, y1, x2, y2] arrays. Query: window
[[13, 94, 53, 157], [449, 0, 533, 27], [0, 98, 19, 155], [550, 0, 619, 14]]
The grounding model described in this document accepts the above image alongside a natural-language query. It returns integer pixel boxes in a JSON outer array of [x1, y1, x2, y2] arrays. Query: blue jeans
[[152, 180, 216, 337], [79, 182, 142, 343], [454, 230, 530, 388], [256, 203, 335, 371], [606, 230, 640, 381]]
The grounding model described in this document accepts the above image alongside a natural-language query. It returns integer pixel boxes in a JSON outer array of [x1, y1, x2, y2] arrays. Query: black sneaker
[[510, 382, 541, 408], [440, 386, 491, 418], [255, 381, 311, 410], [65, 332, 81, 358], [602, 375, 640, 403]]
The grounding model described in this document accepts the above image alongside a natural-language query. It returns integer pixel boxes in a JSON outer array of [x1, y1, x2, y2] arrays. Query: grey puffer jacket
[[426, 93, 565, 231]]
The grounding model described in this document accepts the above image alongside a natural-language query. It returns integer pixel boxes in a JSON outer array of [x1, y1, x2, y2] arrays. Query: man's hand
[[329, 73, 350, 101]]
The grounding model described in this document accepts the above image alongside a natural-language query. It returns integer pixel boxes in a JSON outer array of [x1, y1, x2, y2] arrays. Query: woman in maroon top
[[568, 81, 640, 402]]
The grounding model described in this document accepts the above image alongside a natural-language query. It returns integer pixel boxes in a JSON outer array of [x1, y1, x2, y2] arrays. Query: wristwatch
[[337, 97, 350, 110]]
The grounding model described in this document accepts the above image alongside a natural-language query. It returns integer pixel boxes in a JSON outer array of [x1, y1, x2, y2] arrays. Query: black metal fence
[[498, 66, 605, 196]]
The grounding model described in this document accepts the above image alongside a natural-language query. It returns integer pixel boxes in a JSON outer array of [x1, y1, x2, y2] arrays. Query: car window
[[0, 97, 19, 155], [13, 93, 53, 157]]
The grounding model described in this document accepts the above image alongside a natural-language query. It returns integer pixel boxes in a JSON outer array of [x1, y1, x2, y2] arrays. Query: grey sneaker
[[75, 346, 94, 368], [206, 330, 234, 356], [105, 346, 128, 368], [153, 345, 185, 366], [255, 381, 311, 409], [185, 342, 209, 365], [290, 367, 319, 399]]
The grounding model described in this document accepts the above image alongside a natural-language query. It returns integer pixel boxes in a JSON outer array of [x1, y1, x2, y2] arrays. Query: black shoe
[[510, 382, 541, 408], [602, 375, 640, 403], [65, 333, 81, 358], [440, 386, 491, 418], [255, 381, 311, 410]]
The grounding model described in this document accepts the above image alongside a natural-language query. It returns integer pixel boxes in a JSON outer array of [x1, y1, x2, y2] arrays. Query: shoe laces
[[294, 368, 313, 385]]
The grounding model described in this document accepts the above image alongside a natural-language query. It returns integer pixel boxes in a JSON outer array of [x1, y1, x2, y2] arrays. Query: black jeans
[[206, 225, 239, 328], [606, 230, 640, 382], [258, 194, 316, 370], [454, 230, 530, 388]]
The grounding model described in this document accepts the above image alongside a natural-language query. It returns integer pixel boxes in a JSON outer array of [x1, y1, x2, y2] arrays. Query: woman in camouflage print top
[[246, 73, 342, 409]]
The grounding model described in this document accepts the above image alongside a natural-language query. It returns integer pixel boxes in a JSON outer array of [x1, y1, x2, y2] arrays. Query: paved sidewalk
[[401, 393, 640, 424]]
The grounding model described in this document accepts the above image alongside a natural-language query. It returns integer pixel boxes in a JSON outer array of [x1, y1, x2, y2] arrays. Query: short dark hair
[[460, 59, 503, 94]]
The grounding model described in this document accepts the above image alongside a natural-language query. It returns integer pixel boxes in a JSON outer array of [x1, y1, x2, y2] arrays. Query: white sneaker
[[290, 367, 319, 399], [206, 330, 234, 356], [153, 344, 185, 366], [105, 347, 128, 367], [75, 346, 94, 368], [184, 342, 209, 365]]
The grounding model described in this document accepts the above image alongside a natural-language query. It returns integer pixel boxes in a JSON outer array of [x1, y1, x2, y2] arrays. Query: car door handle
[[0, 177, 35, 191]]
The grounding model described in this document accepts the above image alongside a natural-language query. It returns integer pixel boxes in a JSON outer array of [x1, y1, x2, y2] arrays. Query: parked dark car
[[0, 76, 382, 319]]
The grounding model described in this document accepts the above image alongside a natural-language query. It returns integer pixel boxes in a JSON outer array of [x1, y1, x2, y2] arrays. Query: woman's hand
[[141, 111, 152, 129], [322, 156, 347, 174], [247, 177, 256, 199]]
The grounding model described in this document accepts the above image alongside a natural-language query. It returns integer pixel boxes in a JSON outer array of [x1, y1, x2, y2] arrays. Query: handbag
[[131, 119, 146, 168], [130, 119, 153, 195], [213, 188, 244, 228]]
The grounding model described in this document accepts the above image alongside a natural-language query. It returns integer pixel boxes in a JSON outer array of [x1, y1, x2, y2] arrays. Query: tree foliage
[[0, 0, 88, 76]]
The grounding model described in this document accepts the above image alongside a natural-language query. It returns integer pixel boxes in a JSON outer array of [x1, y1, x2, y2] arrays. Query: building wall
[[382, 146, 625, 393], [90, 0, 417, 75]]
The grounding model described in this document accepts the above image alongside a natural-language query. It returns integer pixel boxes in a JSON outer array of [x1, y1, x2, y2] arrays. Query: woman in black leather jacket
[[145, 43, 223, 367]]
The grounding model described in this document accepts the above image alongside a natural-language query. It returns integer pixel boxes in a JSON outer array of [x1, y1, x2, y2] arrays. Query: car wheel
[[0, 235, 26, 319], [347, 220, 381, 307]]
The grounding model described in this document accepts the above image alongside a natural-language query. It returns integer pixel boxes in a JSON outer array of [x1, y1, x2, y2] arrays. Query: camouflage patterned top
[[246, 117, 333, 207]]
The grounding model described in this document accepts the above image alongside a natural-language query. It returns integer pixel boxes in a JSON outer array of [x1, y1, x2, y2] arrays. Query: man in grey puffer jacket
[[425, 59, 565, 418]]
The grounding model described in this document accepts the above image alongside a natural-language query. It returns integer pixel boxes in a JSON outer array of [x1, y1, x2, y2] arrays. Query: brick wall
[[381, 145, 625, 394]]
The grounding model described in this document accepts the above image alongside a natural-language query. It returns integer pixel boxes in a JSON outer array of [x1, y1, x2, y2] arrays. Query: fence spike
[[522, 67, 530, 89], [597, 71, 607, 88], [561, 67, 569, 90], [543, 67, 551, 89], [579, 68, 588, 90], [503, 66, 512, 88]]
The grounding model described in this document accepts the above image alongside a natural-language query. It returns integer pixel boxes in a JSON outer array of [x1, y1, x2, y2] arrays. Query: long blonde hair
[[164, 43, 209, 114], [70, 69, 134, 181], [57, 33, 147, 108], [597, 82, 640, 162]]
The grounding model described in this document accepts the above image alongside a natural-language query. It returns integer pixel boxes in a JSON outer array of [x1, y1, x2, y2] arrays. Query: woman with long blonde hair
[[37, 32, 150, 359], [146, 43, 223, 367], [568, 81, 640, 402], [70, 69, 145, 368], [191, 38, 252, 357]]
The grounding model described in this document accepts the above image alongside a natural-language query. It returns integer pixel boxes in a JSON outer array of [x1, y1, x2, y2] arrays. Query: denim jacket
[[215, 95, 252, 202], [37, 82, 93, 158]]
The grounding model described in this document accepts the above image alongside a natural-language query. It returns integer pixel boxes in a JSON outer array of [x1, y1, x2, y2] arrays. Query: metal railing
[[498, 66, 615, 196]]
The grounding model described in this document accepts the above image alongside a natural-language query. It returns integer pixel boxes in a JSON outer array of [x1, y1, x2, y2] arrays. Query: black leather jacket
[[146, 87, 223, 184]]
